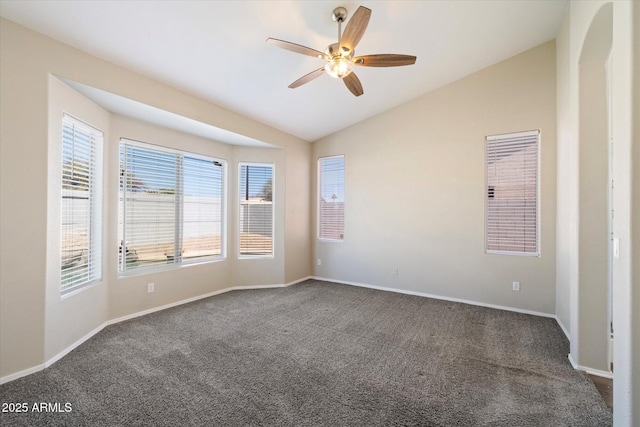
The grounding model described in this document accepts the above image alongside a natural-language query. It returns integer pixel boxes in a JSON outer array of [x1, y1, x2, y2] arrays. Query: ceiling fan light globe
[[325, 57, 353, 79]]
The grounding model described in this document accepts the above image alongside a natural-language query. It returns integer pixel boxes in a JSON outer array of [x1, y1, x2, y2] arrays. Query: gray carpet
[[0, 279, 612, 426]]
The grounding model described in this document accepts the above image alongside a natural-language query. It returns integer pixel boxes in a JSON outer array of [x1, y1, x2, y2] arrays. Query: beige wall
[[577, 6, 612, 371], [231, 146, 286, 287], [609, 0, 635, 421], [1, 19, 49, 378], [559, 0, 609, 370], [0, 18, 311, 380], [284, 140, 312, 284], [633, 0, 639, 421], [555, 10, 572, 336], [556, 0, 636, 422], [631, 0, 640, 424], [312, 41, 557, 314], [45, 77, 111, 361]]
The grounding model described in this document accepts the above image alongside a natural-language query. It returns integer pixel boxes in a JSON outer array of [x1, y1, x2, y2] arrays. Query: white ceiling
[[0, 0, 568, 142]]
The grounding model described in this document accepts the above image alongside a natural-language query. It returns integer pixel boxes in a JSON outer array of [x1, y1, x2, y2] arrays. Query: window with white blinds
[[318, 155, 345, 241], [61, 114, 103, 294], [485, 130, 539, 256], [119, 139, 225, 273], [239, 163, 274, 257]]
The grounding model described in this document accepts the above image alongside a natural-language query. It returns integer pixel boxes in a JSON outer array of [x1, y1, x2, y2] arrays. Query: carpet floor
[[0, 279, 612, 426]]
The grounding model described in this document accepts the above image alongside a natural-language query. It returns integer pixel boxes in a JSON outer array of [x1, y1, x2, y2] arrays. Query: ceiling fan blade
[[289, 68, 325, 89], [266, 38, 327, 59], [353, 54, 417, 67], [343, 72, 364, 97], [340, 6, 371, 51]]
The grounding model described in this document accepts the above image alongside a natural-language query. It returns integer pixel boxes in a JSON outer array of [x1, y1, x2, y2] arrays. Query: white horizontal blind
[[182, 156, 224, 261], [120, 143, 178, 270], [318, 155, 345, 240], [61, 114, 103, 293], [486, 130, 539, 255], [239, 163, 273, 256], [119, 140, 225, 272]]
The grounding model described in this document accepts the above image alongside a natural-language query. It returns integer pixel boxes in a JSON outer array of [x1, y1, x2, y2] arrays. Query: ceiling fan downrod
[[332, 7, 348, 46]]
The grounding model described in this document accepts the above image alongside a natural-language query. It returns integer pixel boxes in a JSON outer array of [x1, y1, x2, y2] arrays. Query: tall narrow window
[[239, 163, 274, 257], [61, 114, 103, 293], [486, 130, 539, 255], [318, 155, 345, 241], [119, 139, 225, 273]]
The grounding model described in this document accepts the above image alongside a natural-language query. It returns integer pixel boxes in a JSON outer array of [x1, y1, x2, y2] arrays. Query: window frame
[[317, 154, 345, 242], [484, 130, 540, 257], [237, 162, 275, 259], [118, 138, 227, 276], [60, 113, 104, 295]]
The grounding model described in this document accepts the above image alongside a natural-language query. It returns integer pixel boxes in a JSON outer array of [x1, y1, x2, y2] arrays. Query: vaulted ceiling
[[0, 0, 568, 142]]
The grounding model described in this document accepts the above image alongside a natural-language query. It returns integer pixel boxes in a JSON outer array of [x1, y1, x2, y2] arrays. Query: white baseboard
[[555, 317, 570, 340], [579, 366, 614, 379], [286, 276, 313, 287], [568, 353, 579, 369], [0, 364, 45, 385], [315, 277, 618, 378], [312, 276, 556, 319], [2, 275, 607, 385], [1, 324, 108, 385], [568, 353, 613, 379], [0, 277, 313, 385], [45, 323, 108, 369], [108, 281, 311, 326]]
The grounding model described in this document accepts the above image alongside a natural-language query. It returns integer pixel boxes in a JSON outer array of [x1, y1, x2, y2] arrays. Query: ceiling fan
[[266, 5, 417, 97]]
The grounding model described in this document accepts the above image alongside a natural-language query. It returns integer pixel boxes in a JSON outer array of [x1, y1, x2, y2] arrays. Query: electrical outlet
[[317, 259, 322, 266], [147, 283, 155, 293], [512, 281, 520, 292], [392, 267, 398, 276]]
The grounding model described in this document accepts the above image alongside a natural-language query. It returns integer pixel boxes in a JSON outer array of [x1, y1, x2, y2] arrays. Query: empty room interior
[[0, 0, 638, 425]]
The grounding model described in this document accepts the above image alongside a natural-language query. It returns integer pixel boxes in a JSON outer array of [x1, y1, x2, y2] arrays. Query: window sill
[[61, 279, 102, 300], [238, 254, 275, 260], [485, 250, 540, 257], [117, 256, 226, 279]]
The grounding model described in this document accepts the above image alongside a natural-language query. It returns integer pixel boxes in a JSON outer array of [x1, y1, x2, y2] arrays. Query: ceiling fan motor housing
[[324, 42, 354, 78]]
